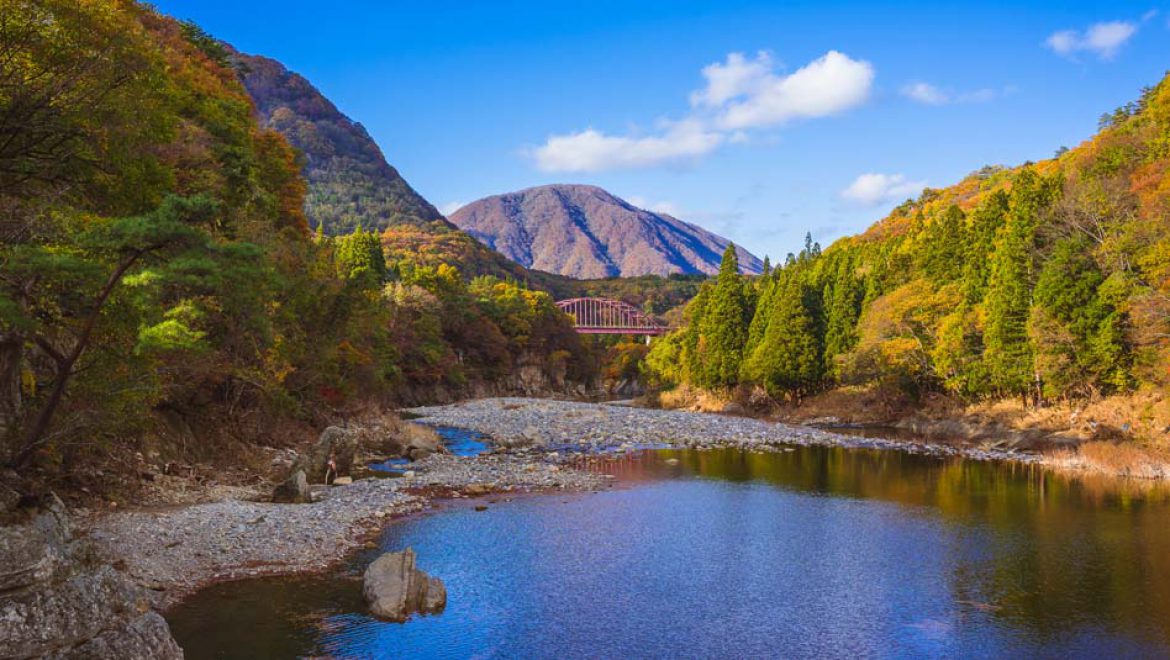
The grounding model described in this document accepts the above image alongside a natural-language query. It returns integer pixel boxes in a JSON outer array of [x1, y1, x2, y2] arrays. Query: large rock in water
[[292, 426, 357, 484], [0, 495, 182, 659], [362, 548, 447, 622]]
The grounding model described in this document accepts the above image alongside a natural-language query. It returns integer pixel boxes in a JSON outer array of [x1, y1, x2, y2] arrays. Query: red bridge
[[555, 298, 669, 335]]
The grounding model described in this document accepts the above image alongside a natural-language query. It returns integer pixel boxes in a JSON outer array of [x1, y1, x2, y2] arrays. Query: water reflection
[[168, 444, 1170, 659]]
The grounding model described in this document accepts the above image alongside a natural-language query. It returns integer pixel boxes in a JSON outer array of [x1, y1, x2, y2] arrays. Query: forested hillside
[[234, 51, 444, 233], [0, 0, 593, 481], [648, 73, 1170, 428]]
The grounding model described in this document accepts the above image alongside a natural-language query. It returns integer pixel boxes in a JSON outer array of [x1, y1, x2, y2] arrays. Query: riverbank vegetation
[[646, 72, 1170, 446], [0, 0, 594, 493]]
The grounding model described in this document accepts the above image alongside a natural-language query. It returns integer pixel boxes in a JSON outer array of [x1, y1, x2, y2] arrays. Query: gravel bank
[[407, 397, 1043, 464], [85, 397, 1043, 610], [85, 451, 607, 608]]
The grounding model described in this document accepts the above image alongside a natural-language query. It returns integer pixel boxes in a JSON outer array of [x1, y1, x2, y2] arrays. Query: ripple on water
[[168, 445, 1170, 659]]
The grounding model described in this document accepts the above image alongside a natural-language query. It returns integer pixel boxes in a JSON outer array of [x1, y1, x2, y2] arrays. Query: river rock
[[406, 430, 441, 461], [272, 469, 311, 503], [363, 547, 447, 622], [0, 495, 182, 659], [293, 426, 357, 484]]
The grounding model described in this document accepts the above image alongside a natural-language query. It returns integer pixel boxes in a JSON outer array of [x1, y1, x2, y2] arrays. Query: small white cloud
[[531, 119, 723, 173], [1141, 9, 1158, 22], [1046, 20, 1138, 60], [627, 196, 682, 216], [439, 201, 465, 216], [901, 81, 1003, 105], [902, 82, 950, 106], [841, 173, 927, 207]]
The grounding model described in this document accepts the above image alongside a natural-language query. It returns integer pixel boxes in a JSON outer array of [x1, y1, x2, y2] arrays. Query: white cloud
[[840, 173, 927, 207], [439, 201, 465, 216], [690, 51, 775, 108], [529, 49, 874, 173], [902, 82, 950, 106], [901, 81, 1003, 105], [532, 119, 723, 173], [713, 51, 875, 130], [1046, 20, 1138, 60], [627, 196, 682, 216]]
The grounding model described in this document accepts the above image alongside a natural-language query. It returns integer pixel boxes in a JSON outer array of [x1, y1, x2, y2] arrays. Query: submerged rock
[[362, 547, 447, 622], [272, 469, 311, 504]]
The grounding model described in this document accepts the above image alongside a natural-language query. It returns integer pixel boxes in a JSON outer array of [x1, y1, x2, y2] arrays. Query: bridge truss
[[555, 298, 669, 335]]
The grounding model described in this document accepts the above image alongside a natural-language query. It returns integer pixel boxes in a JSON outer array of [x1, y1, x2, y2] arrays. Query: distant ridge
[[449, 184, 763, 279], [233, 51, 445, 234]]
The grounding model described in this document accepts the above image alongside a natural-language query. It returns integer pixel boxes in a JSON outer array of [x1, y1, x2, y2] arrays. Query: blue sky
[[157, 0, 1169, 262]]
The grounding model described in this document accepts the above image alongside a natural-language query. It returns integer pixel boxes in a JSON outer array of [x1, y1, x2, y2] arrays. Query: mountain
[[233, 51, 445, 234], [448, 185, 764, 279]]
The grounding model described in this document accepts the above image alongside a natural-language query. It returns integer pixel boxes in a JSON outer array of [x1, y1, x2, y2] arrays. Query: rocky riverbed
[[406, 397, 1044, 464], [84, 451, 607, 609]]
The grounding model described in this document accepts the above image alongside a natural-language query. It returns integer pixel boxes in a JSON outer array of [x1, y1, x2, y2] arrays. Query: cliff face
[[450, 184, 764, 279]]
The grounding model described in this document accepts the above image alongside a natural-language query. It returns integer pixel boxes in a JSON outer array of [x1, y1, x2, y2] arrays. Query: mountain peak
[[232, 51, 445, 234], [450, 185, 763, 279]]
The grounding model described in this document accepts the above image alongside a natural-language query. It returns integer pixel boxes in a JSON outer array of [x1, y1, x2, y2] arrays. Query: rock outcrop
[[362, 547, 447, 622], [292, 426, 357, 484], [0, 495, 183, 659]]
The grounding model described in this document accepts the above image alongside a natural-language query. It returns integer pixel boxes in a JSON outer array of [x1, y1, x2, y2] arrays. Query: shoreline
[[84, 396, 1162, 613], [406, 397, 1045, 466], [84, 451, 610, 610]]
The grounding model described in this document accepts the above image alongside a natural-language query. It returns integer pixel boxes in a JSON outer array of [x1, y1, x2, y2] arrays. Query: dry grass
[[1048, 441, 1170, 480], [647, 385, 738, 413]]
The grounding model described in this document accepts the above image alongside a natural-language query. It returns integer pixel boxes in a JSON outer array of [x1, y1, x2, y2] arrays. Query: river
[[166, 440, 1170, 658]]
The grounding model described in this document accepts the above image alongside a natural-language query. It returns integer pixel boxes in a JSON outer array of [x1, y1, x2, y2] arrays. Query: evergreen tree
[[742, 274, 822, 399], [743, 276, 777, 362], [678, 283, 711, 383], [1029, 237, 1130, 396], [822, 258, 863, 374], [920, 205, 967, 283], [334, 226, 387, 286], [961, 190, 1010, 303], [984, 170, 1052, 397], [695, 245, 750, 388]]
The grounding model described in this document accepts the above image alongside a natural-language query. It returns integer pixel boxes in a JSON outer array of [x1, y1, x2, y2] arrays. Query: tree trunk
[[0, 332, 22, 462]]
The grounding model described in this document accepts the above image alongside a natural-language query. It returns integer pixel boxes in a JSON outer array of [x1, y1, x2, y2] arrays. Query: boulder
[[406, 437, 439, 461], [272, 469, 311, 504], [0, 496, 182, 659], [0, 494, 71, 592], [363, 547, 447, 622], [292, 426, 357, 484]]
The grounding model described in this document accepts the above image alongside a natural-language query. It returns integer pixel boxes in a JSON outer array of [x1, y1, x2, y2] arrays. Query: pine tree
[[961, 190, 1010, 303], [984, 170, 1051, 397], [920, 205, 967, 283], [679, 283, 711, 383], [695, 244, 750, 388], [743, 276, 777, 362], [822, 259, 862, 375], [334, 226, 387, 285], [742, 274, 822, 400], [1030, 237, 1130, 396]]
